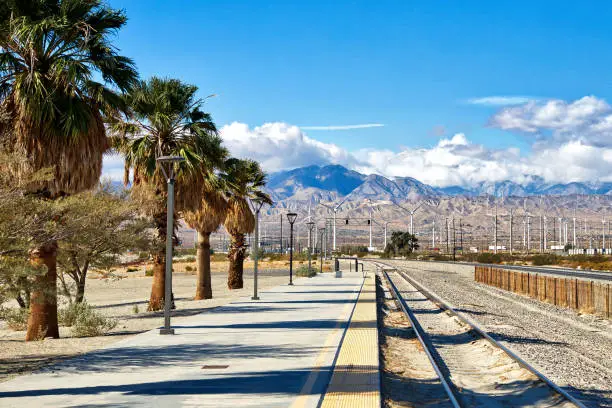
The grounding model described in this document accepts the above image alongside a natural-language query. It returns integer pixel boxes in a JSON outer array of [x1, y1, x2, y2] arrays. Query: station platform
[[0, 272, 380, 408]]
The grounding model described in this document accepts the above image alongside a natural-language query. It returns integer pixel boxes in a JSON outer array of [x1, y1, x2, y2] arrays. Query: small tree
[[56, 185, 154, 304], [383, 231, 419, 258]]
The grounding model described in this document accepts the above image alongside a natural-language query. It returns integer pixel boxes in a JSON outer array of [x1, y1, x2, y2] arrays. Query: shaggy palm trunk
[[227, 233, 246, 289], [148, 251, 166, 311], [148, 210, 168, 311], [195, 231, 213, 299], [26, 243, 59, 341]]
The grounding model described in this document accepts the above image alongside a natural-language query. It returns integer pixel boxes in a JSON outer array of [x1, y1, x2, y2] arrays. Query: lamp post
[[250, 198, 266, 300], [319, 228, 325, 274], [287, 212, 298, 285], [307, 221, 315, 275], [156, 155, 185, 335]]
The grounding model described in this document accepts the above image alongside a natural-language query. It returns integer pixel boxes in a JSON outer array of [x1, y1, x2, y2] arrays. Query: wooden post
[[575, 278, 579, 310]]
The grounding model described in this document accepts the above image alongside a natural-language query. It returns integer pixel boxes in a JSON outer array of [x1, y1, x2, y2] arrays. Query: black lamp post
[[319, 227, 325, 274], [307, 221, 315, 274], [250, 197, 266, 300], [156, 155, 185, 335], [287, 212, 298, 285]]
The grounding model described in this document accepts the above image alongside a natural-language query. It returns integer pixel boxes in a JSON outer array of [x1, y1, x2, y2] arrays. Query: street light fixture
[[287, 212, 298, 285], [307, 221, 315, 275], [156, 155, 185, 335], [250, 197, 266, 300]]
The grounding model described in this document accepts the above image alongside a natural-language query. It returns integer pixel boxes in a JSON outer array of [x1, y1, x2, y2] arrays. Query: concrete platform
[[0, 273, 376, 408]]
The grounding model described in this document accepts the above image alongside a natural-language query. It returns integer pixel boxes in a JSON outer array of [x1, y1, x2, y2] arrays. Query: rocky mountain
[[266, 164, 365, 201], [266, 165, 612, 204]]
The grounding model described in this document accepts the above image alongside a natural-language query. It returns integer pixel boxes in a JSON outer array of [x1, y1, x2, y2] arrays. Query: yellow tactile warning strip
[[320, 274, 381, 408]]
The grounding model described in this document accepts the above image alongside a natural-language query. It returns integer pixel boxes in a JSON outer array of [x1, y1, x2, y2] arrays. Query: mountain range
[[266, 164, 612, 203]]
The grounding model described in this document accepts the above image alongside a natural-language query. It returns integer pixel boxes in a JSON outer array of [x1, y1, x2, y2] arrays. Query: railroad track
[[371, 260, 587, 408]]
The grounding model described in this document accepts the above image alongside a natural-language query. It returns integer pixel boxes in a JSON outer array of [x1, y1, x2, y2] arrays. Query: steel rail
[[376, 264, 461, 408], [373, 260, 587, 408]]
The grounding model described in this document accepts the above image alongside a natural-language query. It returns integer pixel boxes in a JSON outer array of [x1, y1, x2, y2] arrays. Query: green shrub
[[175, 248, 197, 256], [295, 265, 317, 277], [145, 269, 153, 277], [0, 307, 28, 331], [60, 302, 117, 337], [185, 265, 194, 272], [531, 254, 561, 266], [126, 266, 139, 272], [476, 253, 503, 264]]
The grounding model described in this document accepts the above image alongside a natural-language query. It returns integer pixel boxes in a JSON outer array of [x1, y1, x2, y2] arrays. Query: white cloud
[[489, 95, 612, 146], [300, 124, 384, 130], [219, 122, 360, 172], [218, 121, 612, 188], [466, 96, 535, 106]]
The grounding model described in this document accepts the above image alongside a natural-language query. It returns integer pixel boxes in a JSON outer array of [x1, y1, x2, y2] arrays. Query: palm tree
[[0, 1, 137, 340], [222, 159, 272, 289], [112, 77, 225, 311], [183, 183, 227, 300]]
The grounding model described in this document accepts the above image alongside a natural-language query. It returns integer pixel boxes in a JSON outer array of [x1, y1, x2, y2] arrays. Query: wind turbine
[[393, 200, 426, 235], [320, 195, 350, 251]]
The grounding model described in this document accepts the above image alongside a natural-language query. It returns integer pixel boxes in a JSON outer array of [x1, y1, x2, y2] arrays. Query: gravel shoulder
[[376, 260, 612, 408], [0, 267, 289, 383]]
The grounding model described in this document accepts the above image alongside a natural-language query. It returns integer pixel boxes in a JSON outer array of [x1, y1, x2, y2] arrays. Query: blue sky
[[103, 1, 612, 186]]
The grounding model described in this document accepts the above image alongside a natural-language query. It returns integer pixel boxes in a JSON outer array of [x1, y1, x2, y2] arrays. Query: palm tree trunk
[[148, 209, 168, 311], [195, 231, 213, 299], [148, 251, 166, 311], [227, 233, 246, 289], [26, 242, 59, 341]]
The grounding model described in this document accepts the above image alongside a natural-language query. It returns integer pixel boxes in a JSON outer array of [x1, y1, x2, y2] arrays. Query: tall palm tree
[[0, 0, 137, 340], [183, 183, 227, 300], [222, 158, 272, 289], [112, 77, 225, 311]]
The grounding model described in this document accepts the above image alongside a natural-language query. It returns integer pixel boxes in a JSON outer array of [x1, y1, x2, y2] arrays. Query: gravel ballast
[[375, 260, 612, 408]]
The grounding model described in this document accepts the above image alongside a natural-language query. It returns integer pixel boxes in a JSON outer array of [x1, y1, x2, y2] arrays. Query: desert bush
[[184, 265, 194, 272], [295, 265, 317, 277], [0, 307, 28, 331], [175, 248, 197, 256], [126, 266, 139, 272], [132, 304, 140, 314], [476, 253, 503, 264], [59, 302, 116, 337], [145, 269, 154, 277], [531, 254, 561, 266]]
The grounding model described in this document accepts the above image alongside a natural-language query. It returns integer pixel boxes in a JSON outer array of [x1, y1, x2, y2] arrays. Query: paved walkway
[[0, 273, 370, 408]]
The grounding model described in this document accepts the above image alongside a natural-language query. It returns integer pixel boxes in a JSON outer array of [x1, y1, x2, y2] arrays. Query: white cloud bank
[[101, 95, 612, 188], [490, 95, 612, 147]]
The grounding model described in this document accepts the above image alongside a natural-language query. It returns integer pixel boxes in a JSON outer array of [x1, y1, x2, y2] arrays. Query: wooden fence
[[475, 266, 611, 319]]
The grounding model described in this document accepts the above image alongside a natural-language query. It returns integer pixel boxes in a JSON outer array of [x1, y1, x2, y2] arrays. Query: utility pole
[[527, 215, 531, 252], [432, 220, 435, 249], [540, 215, 543, 253], [543, 216, 547, 251], [446, 218, 450, 254], [279, 215, 283, 254], [509, 209, 513, 254], [368, 205, 373, 249], [603, 218, 606, 250], [453, 217, 457, 262], [460, 219, 463, 253], [573, 215, 576, 249], [494, 203, 498, 254]]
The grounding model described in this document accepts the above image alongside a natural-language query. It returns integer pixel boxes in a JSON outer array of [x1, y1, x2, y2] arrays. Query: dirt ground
[[0, 262, 296, 383]]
